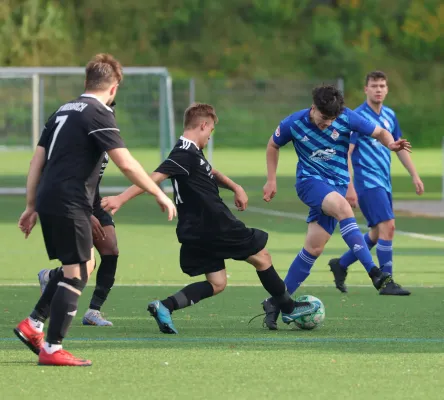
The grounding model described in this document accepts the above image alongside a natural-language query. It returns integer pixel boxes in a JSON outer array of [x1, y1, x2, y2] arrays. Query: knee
[[251, 248, 273, 271], [102, 246, 119, 257], [304, 244, 323, 258], [379, 220, 395, 240], [209, 277, 227, 295], [336, 199, 353, 220]]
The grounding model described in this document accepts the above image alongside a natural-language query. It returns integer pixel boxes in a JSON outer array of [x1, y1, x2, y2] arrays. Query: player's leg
[[246, 248, 320, 328], [322, 191, 407, 294], [15, 214, 95, 365], [260, 221, 330, 329], [376, 219, 395, 275], [331, 187, 390, 275], [83, 216, 118, 326], [147, 245, 225, 334]]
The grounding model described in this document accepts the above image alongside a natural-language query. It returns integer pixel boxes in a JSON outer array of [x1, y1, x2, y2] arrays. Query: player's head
[[310, 85, 345, 130], [365, 70, 388, 105], [183, 103, 218, 148], [84, 53, 123, 105]]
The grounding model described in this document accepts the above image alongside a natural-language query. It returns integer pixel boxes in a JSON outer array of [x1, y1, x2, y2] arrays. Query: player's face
[[310, 106, 336, 130], [365, 78, 388, 105], [199, 119, 215, 148]]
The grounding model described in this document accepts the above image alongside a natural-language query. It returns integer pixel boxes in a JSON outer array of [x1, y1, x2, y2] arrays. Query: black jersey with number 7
[[36, 94, 125, 220]]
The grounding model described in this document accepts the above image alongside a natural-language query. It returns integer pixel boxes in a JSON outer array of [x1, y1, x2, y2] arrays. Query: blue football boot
[[281, 301, 320, 325], [147, 300, 178, 334]]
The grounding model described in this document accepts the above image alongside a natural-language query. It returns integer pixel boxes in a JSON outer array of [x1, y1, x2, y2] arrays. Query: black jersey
[[155, 136, 244, 242], [36, 94, 125, 219]]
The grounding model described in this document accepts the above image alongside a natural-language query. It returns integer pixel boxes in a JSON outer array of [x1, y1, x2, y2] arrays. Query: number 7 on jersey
[[47, 115, 68, 160]]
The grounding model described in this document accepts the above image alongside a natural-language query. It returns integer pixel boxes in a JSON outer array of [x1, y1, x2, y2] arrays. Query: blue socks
[[376, 239, 393, 275], [339, 218, 376, 273], [284, 248, 317, 295], [339, 232, 376, 269]]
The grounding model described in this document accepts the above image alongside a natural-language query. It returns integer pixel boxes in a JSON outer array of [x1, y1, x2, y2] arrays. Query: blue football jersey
[[273, 108, 376, 186], [350, 102, 402, 193]]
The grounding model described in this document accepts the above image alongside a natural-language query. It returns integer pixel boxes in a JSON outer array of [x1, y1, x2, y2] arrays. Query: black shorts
[[93, 205, 115, 227], [179, 227, 268, 277], [39, 213, 93, 265]]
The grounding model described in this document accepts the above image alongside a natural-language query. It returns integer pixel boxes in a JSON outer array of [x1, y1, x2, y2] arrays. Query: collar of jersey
[[364, 101, 383, 117], [80, 93, 114, 112], [180, 135, 199, 150]]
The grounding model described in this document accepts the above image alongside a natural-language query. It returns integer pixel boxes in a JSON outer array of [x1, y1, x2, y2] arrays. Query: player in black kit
[[101, 103, 319, 334], [38, 151, 120, 327], [14, 53, 176, 366]]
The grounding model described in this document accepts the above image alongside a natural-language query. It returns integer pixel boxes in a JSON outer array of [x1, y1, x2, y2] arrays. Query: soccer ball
[[293, 295, 325, 330]]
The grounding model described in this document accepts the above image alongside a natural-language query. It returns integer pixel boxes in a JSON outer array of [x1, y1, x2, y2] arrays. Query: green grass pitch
[[0, 148, 443, 399]]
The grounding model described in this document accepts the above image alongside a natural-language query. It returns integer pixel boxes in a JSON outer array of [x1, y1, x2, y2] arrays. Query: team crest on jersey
[[383, 119, 390, 129], [275, 126, 280, 137], [331, 129, 339, 140]]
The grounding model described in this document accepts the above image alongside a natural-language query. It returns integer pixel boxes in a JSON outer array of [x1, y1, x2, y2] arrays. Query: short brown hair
[[365, 70, 387, 85], [85, 53, 123, 91], [183, 103, 218, 129]]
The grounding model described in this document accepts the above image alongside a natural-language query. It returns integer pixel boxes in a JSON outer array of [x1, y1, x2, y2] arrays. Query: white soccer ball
[[293, 295, 325, 330]]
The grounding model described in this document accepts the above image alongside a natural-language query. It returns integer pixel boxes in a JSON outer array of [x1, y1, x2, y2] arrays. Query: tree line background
[[1, 0, 444, 146]]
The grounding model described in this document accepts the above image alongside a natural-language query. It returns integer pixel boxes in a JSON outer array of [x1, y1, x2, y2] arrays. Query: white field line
[[239, 205, 444, 243]]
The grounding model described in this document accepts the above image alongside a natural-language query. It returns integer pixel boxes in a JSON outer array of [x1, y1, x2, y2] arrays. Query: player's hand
[[345, 186, 358, 208], [155, 192, 177, 221], [234, 185, 248, 211], [18, 207, 38, 239], [413, 176, 424, 196], [91, 215, 106, 241], [101, 196, 123, 215], [388, 139, 411, 153], [263, 180, 277, 202]]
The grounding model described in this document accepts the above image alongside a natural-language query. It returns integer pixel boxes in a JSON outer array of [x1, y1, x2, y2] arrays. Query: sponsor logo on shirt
[[310, 148, 336, 161]]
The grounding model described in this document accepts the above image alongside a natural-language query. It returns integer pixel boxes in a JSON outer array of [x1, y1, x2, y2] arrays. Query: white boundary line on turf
[[1, 283, 442, 288], [3, 187, 442, 242], [236, 205, 444, 243]]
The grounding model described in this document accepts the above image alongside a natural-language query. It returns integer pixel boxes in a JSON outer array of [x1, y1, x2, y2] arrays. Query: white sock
[[44, 342, 62, 354], [86, 308, 100, 314], [28, 317, 44, 333]]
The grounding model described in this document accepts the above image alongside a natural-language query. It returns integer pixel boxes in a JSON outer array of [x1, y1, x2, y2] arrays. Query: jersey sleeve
[[350, 131, 358, 145], [272, 117, 293, 147], [88, 108, 126, 152], [348, 109, 376, 137], [392, 115, 402, 140], [37, 125, 51, 148], [155, 150, 193, 178]]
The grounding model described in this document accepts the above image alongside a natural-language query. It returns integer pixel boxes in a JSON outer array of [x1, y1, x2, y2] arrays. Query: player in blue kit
[[260, 84, 411, 330], [329, 71, 424, 294]]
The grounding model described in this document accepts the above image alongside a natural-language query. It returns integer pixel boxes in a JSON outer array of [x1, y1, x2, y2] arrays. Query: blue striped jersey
[[273, 108, 376, 187], [350, 102, 402, 193]]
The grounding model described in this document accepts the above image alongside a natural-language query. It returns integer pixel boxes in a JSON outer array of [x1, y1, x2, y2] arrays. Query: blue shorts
[[296, 178, 348, 235], [358, 187, 394, 227]]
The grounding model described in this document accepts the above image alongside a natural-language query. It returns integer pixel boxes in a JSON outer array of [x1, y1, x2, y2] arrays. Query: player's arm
[[396, 150, 424, 195], [107, 148, 176, 220], [348, 108, 411, 153], [101, 172, 171, 215], [212, 169, 248, 211], [19, 124, 51, 238], [345, 142, 358, 208], [264, 121, 292, 202], [370, 126, 410, 152]]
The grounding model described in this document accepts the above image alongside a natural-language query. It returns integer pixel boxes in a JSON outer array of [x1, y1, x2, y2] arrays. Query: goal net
[[0, 67, 176, 194]]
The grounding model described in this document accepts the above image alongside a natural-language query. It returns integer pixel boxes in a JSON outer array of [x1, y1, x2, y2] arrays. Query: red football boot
[[38, 348, 92, 366], [13, 318, 44, 355]]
